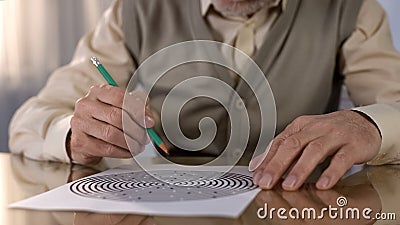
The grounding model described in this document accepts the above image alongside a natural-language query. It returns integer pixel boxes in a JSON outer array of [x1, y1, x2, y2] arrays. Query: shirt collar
[[201, 0, 212, 16], [200, 0, 287, 16]]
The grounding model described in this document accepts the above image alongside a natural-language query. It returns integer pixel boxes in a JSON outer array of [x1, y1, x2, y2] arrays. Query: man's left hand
[[251, 110, 381, 191]]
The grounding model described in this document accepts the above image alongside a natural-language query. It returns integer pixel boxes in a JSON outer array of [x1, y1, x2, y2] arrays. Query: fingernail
[[252, 172, 262, 185], [248, 140, 273, 172], [248, 159, 257, 172], [145, 116, 154, 127], [282, 175, 297, 189], [249, 155, 265, 172], [258, 173, 273, 189], [317, 176, 330, 189]]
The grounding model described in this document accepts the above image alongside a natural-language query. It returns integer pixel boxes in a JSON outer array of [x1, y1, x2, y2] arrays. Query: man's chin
[[212, 0, 269, 17]]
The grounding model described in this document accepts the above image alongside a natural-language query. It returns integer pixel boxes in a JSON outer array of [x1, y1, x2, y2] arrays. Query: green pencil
[[90, 56, 168, 154]]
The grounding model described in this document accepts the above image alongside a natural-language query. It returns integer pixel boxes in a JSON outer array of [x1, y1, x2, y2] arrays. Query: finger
[[81, 133, 133, 158], [144, 97, 157, 126], [316, 146, 355, 190], [252, 136, 302, 184], [251, 138, 285, 184], [282, 137, 342, 191], [92, 104, 150, 145], [75, 92, 147, 135], [79, 98, 124, 130], [73, 115, 130, 149], [253, 116, 313, 173], [73, 115, 149, 150], [74, 98, 150, 146], [121, 112, 150, 145], [70, 132, 132, 165], [257, 131, 321, 189], [124, 91, 154, 128], [88, 86, 155, 129], [91, 85, 126, 108], [145, 105, 156, 125], [249, 140, 272, 172]]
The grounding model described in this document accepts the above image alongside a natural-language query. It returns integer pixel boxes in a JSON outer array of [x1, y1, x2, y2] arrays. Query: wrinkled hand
[[68, 84, 154, 165], [251, 111, 381, 190]]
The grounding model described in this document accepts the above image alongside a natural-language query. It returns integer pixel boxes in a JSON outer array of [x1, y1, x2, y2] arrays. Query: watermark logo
[[257, 196, 396, 221], [336, 196, 347, 207]]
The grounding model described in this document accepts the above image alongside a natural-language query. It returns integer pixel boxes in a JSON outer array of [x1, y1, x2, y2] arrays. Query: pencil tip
[[159, 143, 169, 155]]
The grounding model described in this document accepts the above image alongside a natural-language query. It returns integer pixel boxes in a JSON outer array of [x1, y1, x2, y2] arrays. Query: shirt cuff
[[352, 103, 400, 165], [43, 115, 73, 163]]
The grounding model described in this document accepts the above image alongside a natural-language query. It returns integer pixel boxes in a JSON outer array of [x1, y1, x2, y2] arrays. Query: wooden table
[[1, 153, 399, 225]]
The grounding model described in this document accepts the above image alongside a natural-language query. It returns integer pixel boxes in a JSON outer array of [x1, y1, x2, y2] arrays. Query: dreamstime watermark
[[257, 196, 396, 221]]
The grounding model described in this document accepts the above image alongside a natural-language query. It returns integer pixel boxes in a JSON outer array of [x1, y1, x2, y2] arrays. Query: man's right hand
[[68, 85, 154, 165]]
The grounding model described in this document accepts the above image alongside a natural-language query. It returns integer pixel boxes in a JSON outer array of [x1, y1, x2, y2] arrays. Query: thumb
[[144, 105, 155, 128]]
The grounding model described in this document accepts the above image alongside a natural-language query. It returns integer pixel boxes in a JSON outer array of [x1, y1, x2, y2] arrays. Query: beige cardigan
[[9, 0, 400, 166]]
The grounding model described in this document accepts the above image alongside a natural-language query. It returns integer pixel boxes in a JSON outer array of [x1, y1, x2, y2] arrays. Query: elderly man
[[9, 0, 400, 191]]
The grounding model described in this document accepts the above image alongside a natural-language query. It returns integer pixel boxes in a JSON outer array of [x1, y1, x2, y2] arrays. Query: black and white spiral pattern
[[70, 170, 256, 202]]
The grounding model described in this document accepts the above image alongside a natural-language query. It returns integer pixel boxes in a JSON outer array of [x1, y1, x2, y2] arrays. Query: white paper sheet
[[9, 165, 260, 218]]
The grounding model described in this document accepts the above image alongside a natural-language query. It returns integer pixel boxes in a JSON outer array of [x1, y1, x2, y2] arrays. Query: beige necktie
[[234, 8, 268, 68]]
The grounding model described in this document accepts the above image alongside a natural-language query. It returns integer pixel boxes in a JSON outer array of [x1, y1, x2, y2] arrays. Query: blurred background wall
[[378, 0, 400, 51], [0, 0, 113, 152], [0, 0, 399, 152]]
